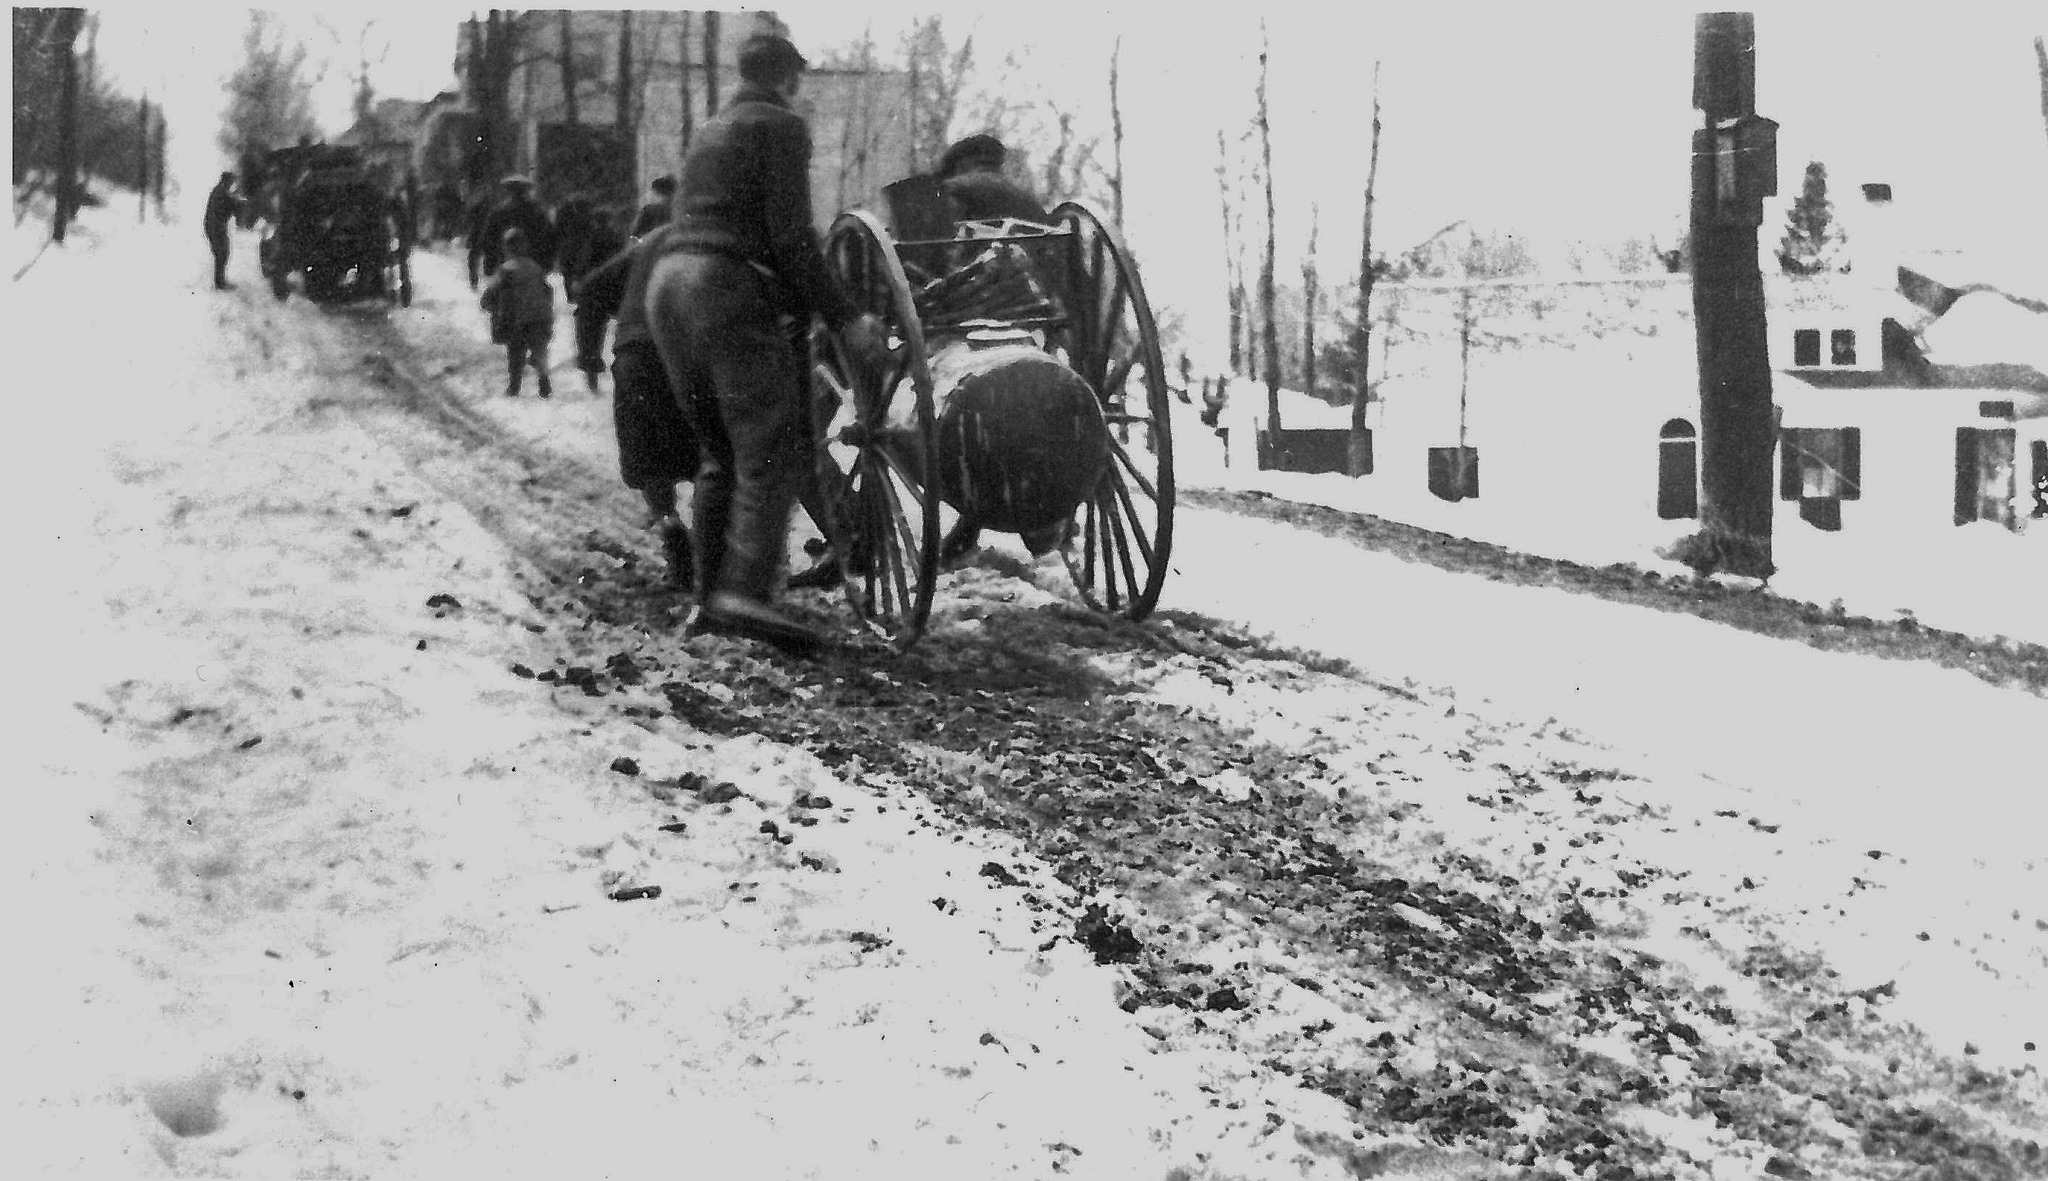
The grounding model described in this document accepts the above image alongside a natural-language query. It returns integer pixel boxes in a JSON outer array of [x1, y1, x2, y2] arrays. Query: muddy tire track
[[307, 305, 2045, 1178], [322, 306, 682, 625]]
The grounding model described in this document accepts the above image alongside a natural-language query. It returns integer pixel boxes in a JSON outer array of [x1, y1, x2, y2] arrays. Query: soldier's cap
[[938, 134, 1007, 179], [738, 34, 808, 80]]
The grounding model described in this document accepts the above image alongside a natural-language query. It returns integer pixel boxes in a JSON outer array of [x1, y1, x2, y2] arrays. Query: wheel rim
[[812, 210, 942, 649], [1051, 200, 1175, 621]]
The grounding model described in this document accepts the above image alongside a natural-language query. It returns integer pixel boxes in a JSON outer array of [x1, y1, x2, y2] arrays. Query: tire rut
[[294, 302, 2046, 1178], [326, 305, 679, 618]]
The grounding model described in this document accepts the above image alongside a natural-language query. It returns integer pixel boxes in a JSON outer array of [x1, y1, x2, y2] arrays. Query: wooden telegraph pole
[[1685, 12, 1779, 578]]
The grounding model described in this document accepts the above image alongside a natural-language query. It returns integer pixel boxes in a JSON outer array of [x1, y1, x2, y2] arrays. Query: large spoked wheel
[[811, 210, 942, 649], [1051, 200, 1175, 622]]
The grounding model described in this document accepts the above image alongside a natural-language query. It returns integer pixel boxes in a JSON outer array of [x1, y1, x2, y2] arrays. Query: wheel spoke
[[1096, 275, 1127, 369], [1101, 487, 1142, 609], [1105, 434, 1161, 502], [1103, 342, 1139, 405], [1082, 499, 1099, 597], [1105, 469, 1156, 570]]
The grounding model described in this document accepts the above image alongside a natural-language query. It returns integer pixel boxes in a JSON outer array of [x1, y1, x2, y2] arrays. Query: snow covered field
[[5, 206, 2043, 1179]]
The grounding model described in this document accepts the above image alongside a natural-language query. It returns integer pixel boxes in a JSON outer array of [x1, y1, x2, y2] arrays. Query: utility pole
[[1684, 12, 1778, 578]]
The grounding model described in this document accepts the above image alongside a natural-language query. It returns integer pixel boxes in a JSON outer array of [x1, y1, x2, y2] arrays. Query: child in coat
[[479, 226, 555, 397]]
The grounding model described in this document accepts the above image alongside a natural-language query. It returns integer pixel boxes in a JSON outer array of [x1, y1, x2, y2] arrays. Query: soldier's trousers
[[207, 228, 230, 287], [645, 251, 805, 603]]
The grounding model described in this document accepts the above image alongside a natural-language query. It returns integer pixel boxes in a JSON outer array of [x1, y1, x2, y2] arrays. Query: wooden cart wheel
[[811, 210, 942, 649], [1051, 200, 1175, 622]]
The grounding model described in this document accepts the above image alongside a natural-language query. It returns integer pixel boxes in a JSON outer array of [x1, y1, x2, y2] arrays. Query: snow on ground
[[5, 205, 2044, 1178], [4, 213, 1482, 1178], [1197, 384, 2048, 653]]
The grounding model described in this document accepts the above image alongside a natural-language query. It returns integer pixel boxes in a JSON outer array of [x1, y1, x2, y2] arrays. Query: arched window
[[1657, 419, 1698, 519]]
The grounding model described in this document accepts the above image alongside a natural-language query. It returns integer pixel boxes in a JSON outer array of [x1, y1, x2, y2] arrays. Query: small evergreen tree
[[1776, 160, 1846, 276]]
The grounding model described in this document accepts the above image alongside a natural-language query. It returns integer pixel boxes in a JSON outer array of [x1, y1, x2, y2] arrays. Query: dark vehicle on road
[[257, 144, 413, 307]]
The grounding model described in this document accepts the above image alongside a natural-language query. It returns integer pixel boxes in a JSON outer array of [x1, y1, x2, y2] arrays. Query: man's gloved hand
[[840, 312, 888, 367]]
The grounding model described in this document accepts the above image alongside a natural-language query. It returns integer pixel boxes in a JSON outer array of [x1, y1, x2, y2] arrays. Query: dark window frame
[[1779, 426, 1862, 501]]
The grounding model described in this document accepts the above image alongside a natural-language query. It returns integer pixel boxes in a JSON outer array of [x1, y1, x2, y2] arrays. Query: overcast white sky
[[86, 0, 2048, 331]]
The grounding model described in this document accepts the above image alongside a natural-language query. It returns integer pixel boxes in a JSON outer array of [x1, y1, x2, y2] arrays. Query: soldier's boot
[[653, 515, 693, 591]]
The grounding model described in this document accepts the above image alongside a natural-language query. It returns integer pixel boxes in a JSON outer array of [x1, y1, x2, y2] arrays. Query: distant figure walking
[[203, 172, 239, 289], [479, 227, 555, 398], [630, 174, 677, 237], [471, 175, 556, 286]]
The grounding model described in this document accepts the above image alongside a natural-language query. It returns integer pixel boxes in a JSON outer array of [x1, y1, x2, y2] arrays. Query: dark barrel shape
[[926, 333, 1108, 534]]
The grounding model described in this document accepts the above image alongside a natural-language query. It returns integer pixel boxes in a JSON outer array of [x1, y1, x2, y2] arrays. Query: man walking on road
[[203, 172, 239, 290], [645, 33, 883, 655], [471, 176, 556, 285], [631, 174, 677, 238]]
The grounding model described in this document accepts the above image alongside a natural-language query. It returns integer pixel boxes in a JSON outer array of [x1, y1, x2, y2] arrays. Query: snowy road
[[8, 213, 2044, 1179], [1163, 501, 2048, 1066]]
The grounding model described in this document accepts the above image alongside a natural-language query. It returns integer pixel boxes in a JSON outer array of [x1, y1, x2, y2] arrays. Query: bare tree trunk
[[1108, 36, 1125, 226], [53, 7, 83, 243], [616, 11, 634, 139], [1216, 130, 1242, 377], [1456, 288, 1473, 493], [1351, 62, 1382, 439], [81, 14, 97, 120], [470, 13, 521, 187], [1041, 109, 1072, 200], [558, 11, 579, 126], [703, 12, 721, 118], [138, 95, 150, 223], [679, 12, 695, 154], [153, 109, 166, 213], [836, 31, 878, 214], [1257, 25, 1280, 436], [1302, 202, 1319, 400], [2036, 36, 2047, 151]]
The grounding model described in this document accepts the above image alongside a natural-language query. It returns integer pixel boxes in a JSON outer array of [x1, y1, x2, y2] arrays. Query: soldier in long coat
[[643, 34, 883, 654], [203, 172, 239, 289]]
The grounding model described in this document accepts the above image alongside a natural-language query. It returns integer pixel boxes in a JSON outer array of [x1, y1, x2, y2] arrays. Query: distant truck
[[255, 143, 413, 307]]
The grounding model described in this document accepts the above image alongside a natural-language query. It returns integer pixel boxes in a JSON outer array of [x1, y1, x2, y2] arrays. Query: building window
[[1955, 427, 2016, 529], [1657, 418, 1698, 519], [1426, 446, 1479, 502], [1780, 427, 1862, 500], [1792, 328, 1821, 367], [1830, 329, 1857, 366]]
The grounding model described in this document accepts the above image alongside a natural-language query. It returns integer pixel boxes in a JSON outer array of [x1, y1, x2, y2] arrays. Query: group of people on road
[[476, 33, 1068, 656], [214, 33, 1055, 658]]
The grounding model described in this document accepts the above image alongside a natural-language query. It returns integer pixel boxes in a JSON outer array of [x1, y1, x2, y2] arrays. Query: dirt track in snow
[[296, 296, 2048, 1180]]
